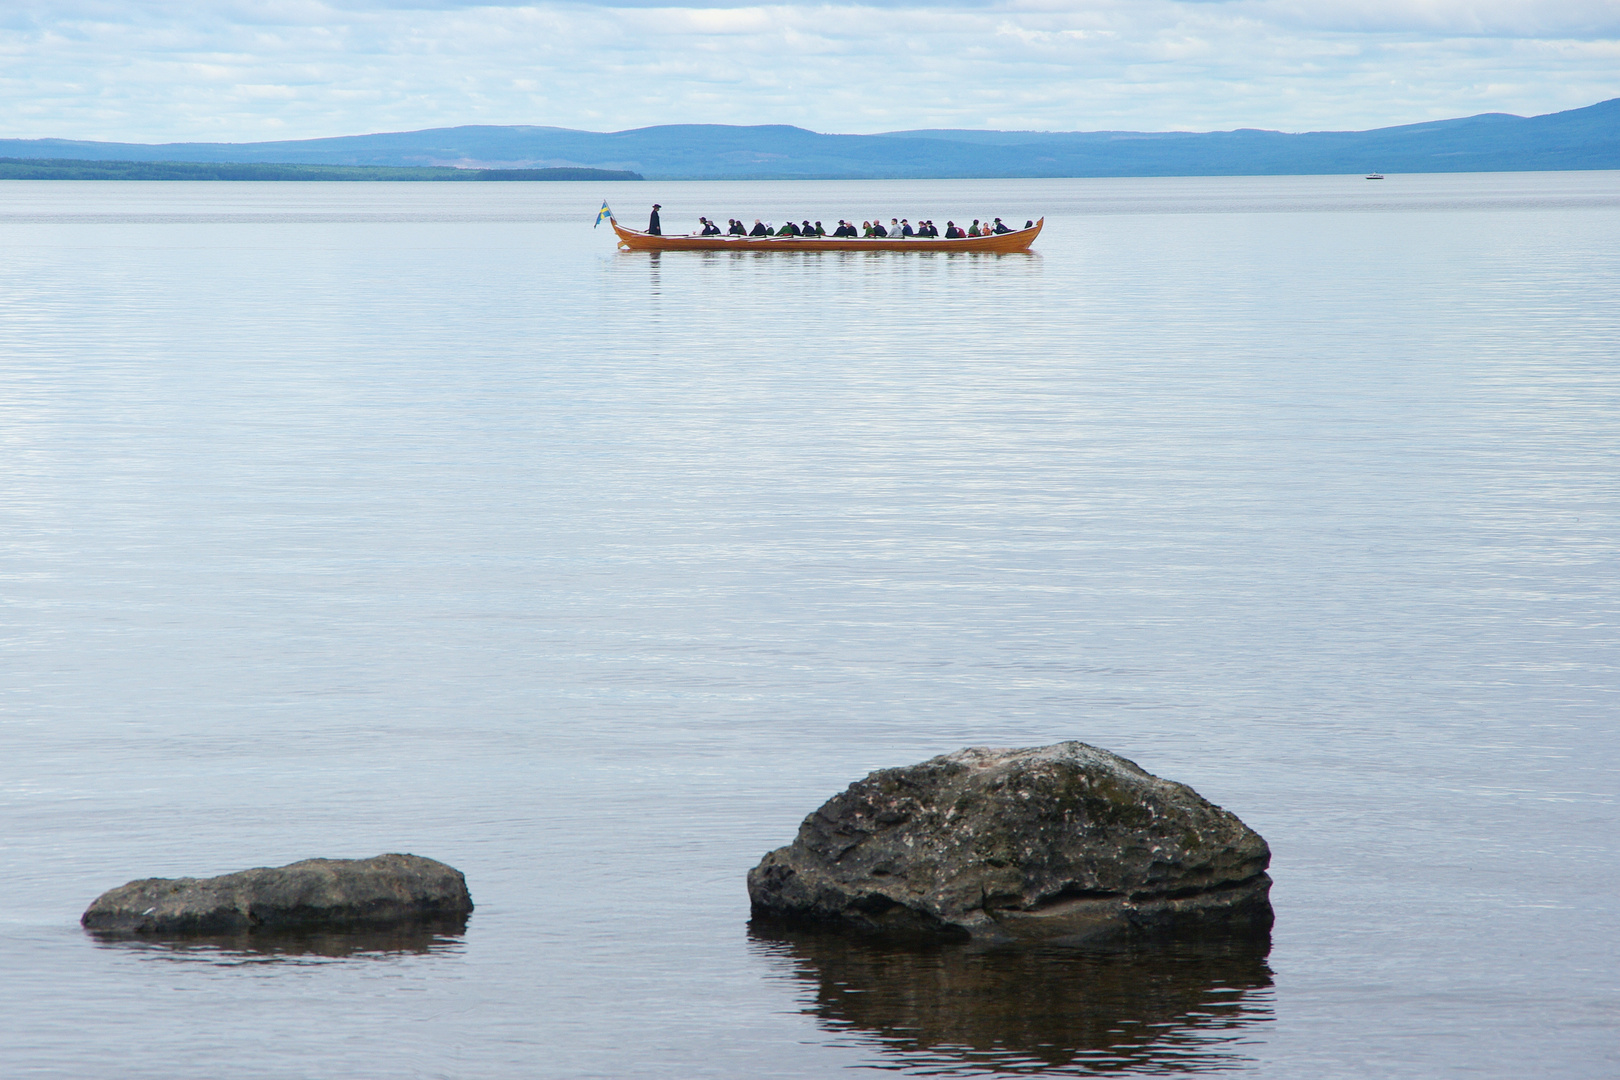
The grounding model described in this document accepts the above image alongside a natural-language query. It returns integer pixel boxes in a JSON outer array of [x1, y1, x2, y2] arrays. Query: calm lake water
[[1, 173, 1617, 1078]]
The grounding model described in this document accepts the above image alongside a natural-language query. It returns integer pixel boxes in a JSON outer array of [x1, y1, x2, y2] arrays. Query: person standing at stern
[[647, 204, 662, 235]]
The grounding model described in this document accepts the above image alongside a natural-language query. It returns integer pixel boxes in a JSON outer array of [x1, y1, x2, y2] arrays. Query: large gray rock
[[748, 743, 1272, 943], [81, 853, 472, 936]]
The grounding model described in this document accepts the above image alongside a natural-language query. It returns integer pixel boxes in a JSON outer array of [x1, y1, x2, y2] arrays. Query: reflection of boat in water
[[750, 923, 1273, 1074], [611, 218, 1043, 253]]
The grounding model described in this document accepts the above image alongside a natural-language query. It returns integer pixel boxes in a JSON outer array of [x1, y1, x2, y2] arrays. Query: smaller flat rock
[[81, 853, 472, 936]]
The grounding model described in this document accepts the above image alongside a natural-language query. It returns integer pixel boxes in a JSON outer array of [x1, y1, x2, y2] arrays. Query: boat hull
[[610, 218, 1042, 253]]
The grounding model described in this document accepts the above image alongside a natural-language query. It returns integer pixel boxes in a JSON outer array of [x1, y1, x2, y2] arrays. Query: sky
[[2, 1, 1618, 141]]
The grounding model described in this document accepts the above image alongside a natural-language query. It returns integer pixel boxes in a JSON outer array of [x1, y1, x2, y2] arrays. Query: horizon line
[[8, 97, 1615, 147]]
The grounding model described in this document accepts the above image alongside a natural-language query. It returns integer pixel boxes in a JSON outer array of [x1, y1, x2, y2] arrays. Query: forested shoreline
[[0, 159, 642, 181]]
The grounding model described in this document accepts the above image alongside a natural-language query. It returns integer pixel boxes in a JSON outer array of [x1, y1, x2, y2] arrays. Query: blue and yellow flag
[[594, 201, 613, 228]]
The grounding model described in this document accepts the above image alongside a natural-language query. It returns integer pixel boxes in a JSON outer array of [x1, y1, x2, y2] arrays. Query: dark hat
[[652, 203, 661, 208]]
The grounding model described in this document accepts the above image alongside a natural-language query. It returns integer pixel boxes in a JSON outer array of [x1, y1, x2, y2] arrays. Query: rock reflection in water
[[750, 924, 1273, 1074], [87, 917, 469, 966]]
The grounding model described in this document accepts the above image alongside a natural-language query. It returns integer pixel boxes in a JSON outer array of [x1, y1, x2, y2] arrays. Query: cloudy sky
[[2, 1, 1617, 141]]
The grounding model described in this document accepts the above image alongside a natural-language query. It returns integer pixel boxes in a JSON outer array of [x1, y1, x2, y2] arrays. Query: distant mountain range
[[3, 99, 1616, 180]]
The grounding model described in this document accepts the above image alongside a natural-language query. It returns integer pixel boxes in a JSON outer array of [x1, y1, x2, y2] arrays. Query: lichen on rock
[[747, 742, 1272, 944]]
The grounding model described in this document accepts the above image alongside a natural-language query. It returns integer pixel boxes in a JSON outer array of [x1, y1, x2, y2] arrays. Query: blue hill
[[2, 99, 1615, 179]]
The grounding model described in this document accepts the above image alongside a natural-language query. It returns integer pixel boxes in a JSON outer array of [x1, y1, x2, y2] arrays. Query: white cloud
[[0, 1, 1615, 140], [1245, 0, 1620, 38]]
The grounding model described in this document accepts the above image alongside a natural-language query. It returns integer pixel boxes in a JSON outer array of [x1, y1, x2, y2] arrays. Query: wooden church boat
[[610, 217, 1043, 253]]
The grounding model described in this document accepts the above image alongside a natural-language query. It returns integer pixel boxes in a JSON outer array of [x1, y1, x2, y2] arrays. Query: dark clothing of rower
[[992, 218, 1010, 234], [872, 222, 888, 237], [750, 220, 769, 236], [729, 219, 746, 235], [647, 205, 661, 235]]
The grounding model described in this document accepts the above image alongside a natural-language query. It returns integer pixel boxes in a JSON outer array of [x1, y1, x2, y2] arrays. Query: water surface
[[1, 173, 1617, 1078]]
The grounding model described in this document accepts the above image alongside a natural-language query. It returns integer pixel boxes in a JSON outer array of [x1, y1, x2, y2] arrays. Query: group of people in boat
[[647, 204, 1029, 239], [711, 216, 1025, 238]]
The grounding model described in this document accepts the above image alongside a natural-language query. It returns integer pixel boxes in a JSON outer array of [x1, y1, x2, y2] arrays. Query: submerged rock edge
[[81, 853, 473, 936], [747, 742, 1274, 944]]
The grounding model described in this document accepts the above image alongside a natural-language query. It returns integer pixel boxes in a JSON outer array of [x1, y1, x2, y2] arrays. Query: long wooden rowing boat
[[610, 217, 1043, 253]]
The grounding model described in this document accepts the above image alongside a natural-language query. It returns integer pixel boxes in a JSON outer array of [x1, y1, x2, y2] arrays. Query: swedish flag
[[594, 201, 613, 228]]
